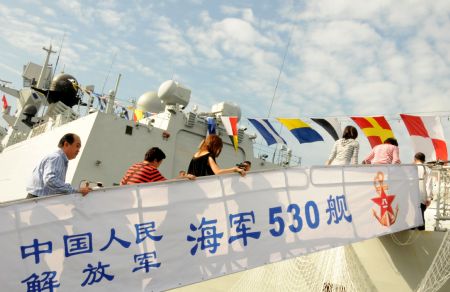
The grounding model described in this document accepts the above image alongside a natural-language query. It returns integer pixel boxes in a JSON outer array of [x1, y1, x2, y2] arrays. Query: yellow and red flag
[[351, 116, 395, 148], [133, 109, 144, 122], [220, 116, 239, 151]]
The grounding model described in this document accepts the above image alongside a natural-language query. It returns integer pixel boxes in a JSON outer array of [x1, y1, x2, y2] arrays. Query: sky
[[0, 0, 449, 165]]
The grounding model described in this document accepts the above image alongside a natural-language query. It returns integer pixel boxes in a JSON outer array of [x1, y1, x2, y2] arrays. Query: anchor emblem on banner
[[371, 171, 399, 227]]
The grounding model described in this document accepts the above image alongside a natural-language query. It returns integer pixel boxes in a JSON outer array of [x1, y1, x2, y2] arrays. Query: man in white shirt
[[414, 152, 433, 230]]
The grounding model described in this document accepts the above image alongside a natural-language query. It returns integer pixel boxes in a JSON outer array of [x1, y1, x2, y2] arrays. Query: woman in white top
[[326, 125, 359, 165]]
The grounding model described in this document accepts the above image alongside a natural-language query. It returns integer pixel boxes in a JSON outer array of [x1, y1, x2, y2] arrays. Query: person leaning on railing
[[187, 134, 246, 177], [326, 125, 359, 165], [120, 147, 195, 185], [362, 138, 401, 165], [26, 133, 91, 198]]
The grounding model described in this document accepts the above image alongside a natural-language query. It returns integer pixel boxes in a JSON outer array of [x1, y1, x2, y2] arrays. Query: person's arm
[[351, 142, 359, 164], [176, 173, 196, 180], [326, 141, 338, 165], [208, 156, 245, 176], [392, 146, 401, 164], [42, 156, 77, 194], [43, 156, 90, 196], [146, 167, 167, 182]]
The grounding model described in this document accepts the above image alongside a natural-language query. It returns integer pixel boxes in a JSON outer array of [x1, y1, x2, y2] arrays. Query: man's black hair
[[414, 152, 426, 163], [145, 147, 166, 162], [384, 137, 398, 146], [58, 133, 76, 148]]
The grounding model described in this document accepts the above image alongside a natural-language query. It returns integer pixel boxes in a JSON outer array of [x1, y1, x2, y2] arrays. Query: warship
[[0, 45, 449, 291], [0, 44, 286, 203]]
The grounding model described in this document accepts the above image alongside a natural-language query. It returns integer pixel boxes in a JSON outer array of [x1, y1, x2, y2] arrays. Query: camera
[[236, 163, 246, 169]]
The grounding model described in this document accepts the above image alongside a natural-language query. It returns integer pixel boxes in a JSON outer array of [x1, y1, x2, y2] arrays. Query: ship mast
[[36, 44, 56, 89], [105, 74, 122, 115]]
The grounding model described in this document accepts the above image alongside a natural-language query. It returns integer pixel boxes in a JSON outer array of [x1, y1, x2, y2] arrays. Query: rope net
[[228, 232, 449, 292], [230, 245, 376, 292], [416, 231, 450, 292]]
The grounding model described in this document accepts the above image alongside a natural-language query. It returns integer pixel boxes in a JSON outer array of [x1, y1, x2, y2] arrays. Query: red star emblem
[[371, 187, 396, 218]]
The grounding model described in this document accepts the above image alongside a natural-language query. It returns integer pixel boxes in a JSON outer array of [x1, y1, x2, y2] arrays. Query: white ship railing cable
[[416, 230, 450, 292]]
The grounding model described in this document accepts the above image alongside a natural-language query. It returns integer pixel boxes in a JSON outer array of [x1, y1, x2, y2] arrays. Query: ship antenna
[[266, 23, 296, 166], [267, 24, 296, 118], [53, 32, 66, 77], [100, 53, 117, 95]]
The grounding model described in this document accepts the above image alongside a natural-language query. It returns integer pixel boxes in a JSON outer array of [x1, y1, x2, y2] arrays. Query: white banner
[[0, 165, 422, 291]]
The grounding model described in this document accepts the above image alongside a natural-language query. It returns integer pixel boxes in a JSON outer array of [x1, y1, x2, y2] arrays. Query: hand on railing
[[78, 180, 104, 196]]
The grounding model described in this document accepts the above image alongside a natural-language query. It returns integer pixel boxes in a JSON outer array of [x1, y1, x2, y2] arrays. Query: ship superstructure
[[0, 45, 278, 202]]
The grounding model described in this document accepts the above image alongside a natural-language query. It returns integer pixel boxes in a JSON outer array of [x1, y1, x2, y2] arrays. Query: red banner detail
[[400, 114, 429, 137], [432, 139, 448, 161], [351, 117, 372, 128], [373, 116, 392, 130]]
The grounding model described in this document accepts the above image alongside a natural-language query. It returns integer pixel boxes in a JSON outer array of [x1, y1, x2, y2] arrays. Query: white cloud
[[55, 0, 136, 33], [42, 7, 56, 17], [308, 21, 381, 52], [0, 4, 66, 54], [189, 0, 204, 5], [296, 0, 385, 21], [189, 17, 275, 65], [199, 10, 212, 24], [220, 5, 255, 23], [346, 81, 400, 114], [145, 16, 195, 65], [56, 0, 95, 25], [98, 9, 123, 27], [384, 1, 429, 28], [0, 62, 21, 76], [97, 0, 118, 9]]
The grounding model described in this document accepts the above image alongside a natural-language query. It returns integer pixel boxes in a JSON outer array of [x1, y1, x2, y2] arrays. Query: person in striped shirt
[[120, 147, 195, 185], [362, 138, 401, 164], [26, 133, 91, 198]]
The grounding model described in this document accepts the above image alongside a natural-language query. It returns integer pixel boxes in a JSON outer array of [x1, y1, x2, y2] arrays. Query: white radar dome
[[211, 101, 242, 121], [157, 80, 190, 107], [136, 91, 165, 113]]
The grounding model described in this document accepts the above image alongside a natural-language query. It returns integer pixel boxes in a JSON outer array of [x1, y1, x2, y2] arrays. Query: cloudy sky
[[0, 0, 449, 165]]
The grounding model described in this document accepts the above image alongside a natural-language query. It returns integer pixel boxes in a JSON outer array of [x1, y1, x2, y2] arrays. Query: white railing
[[430, 164, 450, 231]]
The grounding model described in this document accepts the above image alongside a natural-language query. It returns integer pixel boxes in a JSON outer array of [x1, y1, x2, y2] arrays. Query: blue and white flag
[[248, 118, 286, 146], [92, 92, 107, 111], [206, 117, 216, 136]]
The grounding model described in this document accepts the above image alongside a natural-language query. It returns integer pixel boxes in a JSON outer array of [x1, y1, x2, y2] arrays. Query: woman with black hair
[[327, 125, 360, 165], [362, 137, 401, 164]]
